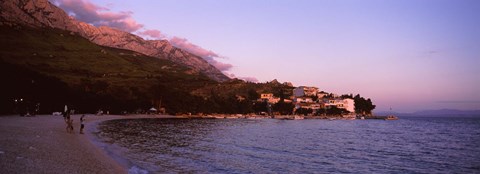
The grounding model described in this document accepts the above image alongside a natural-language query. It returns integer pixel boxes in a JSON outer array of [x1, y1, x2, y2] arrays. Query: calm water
[[97, 117, 480, 173]]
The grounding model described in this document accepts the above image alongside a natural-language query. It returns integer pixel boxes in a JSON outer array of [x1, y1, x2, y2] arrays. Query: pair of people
[[63, 110, 85, 134]]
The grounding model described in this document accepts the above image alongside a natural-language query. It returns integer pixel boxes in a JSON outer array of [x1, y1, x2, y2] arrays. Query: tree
[[253, 101, 268, 114], [315, 108, 326, 116], [92, 80, 109, 94], [236, 99, 254, 114], [326, 106, 347, 116], [354, 94, 376, 115], [340, 94, 353, 99], [296, 108, 313, 116], [273, 101, 294, 115], [247, 89, 260, 100], [310, 95, 319, 102]]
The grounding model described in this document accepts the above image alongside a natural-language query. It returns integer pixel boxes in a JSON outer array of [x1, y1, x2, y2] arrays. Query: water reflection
[[97, 117, 480, 173]]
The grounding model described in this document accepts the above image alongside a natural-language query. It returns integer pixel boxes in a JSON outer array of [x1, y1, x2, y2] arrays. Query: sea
[[95, 117, 480, 173]]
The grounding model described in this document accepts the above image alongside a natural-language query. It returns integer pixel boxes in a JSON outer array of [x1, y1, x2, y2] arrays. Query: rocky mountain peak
[[1, 0, 78, 30], [0, 0, 230, 82]]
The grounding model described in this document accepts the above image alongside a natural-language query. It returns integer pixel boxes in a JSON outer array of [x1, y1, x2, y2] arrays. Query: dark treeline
[[0, 60, 375, 116], [0, 61, 141, 115], [0, 61, 172, 115], [0, 61, 377, 116], [0, 22, 377, 116], [0, 61, 291, 115], [1, 61, 71, 115]]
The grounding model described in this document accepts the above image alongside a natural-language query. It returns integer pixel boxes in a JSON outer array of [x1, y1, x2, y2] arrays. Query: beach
[[0, 114, 171, 173]]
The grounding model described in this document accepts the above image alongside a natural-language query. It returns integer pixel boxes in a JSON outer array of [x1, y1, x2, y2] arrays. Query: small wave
[[128, 166, 148, 174], [100, 118, 480, 173]]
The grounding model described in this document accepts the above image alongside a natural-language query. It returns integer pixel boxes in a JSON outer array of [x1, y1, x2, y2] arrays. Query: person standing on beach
[[63, 105, 68, 122], [64, 107, 74, 133], [66, 115, 74, 133], [80, 115, 85, 134]]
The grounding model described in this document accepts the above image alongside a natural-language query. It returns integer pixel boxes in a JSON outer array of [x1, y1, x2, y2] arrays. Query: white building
[[323, 98, 355, 113], [294, 97, 314, 103], [260, 93, 274, 99], [259, 93, 281, 104], [293, 86, 319, 97], [342, 98, 355, 113], [316, 91, 329, 98]]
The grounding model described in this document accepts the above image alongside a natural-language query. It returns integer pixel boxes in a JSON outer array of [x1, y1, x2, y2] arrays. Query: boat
[[213, 115, 225, 119], [276, 115, 304, 120], [384, 107, 398, 120], [384, 115, 398, 120], [293, 115, 304, 120]]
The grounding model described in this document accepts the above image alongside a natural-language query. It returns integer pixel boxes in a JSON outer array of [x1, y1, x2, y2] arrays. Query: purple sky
[[51, 0, 480, 112]]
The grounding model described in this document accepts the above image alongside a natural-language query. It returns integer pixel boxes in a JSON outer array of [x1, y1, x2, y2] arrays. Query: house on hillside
[[259, 93, 281, 104], [261, 93, 274, 99], [296, 103, 323, 110], [342, 98, 355, 113], [294, 97, 314, 103], [293, 86, 319, 97], [323, 98, 355, 113], [317, 91, 329, 98]]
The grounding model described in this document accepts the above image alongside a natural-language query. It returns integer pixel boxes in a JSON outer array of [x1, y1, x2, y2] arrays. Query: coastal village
[[259, 85, 355, 115], [168, 82, 388, 120]]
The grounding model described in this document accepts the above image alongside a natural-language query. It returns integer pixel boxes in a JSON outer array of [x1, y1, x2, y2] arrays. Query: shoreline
[[84, 114, 178, 173], [0, 114, 175, 173], [0, 114, 396, 173]]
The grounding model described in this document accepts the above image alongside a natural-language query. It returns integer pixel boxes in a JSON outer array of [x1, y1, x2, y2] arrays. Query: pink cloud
[[137, 29, 165, 40], [209, 61, 233, 72], [239, 77, 259, 82], [54, 0, 143, 32], [53, 0, 234, 72], [226, 73, 258, 82], [170, 37, 219, 58], [170, 36, 233, 72]]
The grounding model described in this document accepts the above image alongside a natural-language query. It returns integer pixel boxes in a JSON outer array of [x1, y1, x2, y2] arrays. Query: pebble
[[0, 151, 4, 154]]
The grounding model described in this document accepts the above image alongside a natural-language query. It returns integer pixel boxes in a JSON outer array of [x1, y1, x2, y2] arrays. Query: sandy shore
[[0, 114, 174, 173]]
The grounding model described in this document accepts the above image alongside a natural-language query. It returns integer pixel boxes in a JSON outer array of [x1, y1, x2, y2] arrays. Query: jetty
[[364, 115, 399, 120]]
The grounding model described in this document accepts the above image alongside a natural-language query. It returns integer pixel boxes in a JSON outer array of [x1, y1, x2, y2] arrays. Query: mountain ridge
[[0, 25, 217, 114], [0, 0, 229, 81], [0, 0, 298, 115]]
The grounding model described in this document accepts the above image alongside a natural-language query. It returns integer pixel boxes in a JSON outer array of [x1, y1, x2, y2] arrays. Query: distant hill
[[411, 109, 480, 117], [377, 109, 480, 117]]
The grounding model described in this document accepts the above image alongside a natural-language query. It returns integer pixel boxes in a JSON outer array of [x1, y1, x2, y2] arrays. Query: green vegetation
[[191, 79, 294, 114], [0, 26, 295, 115], [0, 26, 215, 114], [0, 25, 375, 116]]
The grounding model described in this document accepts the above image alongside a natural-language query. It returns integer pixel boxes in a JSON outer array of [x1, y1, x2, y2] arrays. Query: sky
[[51, 0, 480, 112]]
